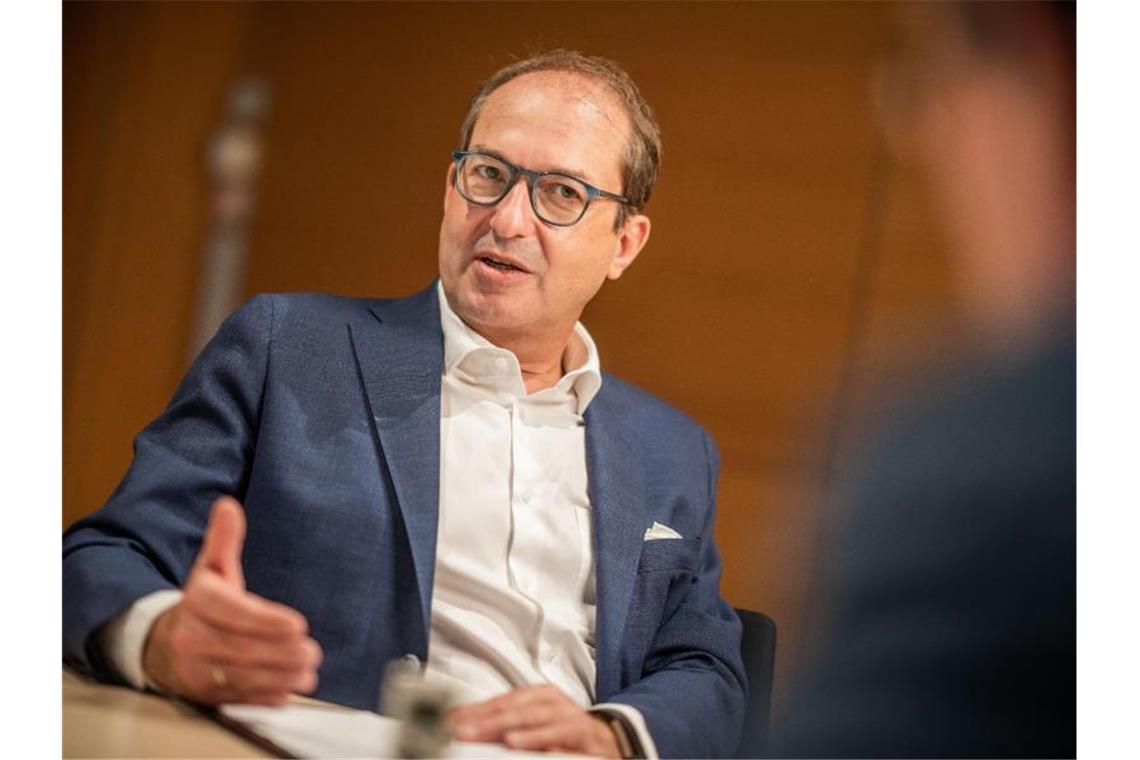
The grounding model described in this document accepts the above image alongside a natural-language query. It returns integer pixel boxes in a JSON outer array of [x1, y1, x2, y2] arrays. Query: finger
[[452, 688, 574, 742], [505, 720, 614, 757], [504, 721, 586, 752], [198, 496, 246, 586], [454, 703, 561, 742], [186, 571, 309, 639], [196, 660, 319, 703], [175, 615, 323, 671], [215, 634, 323, 672], [237, 689, 294, 708], [450, 684, 559, 724]]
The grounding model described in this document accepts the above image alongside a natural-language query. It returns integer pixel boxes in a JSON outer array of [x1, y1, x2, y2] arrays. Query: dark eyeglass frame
[[451, 150, 630, 227]]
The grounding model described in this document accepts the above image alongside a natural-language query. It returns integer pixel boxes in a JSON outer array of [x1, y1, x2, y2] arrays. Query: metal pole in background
[[187, 76, 270, 361]]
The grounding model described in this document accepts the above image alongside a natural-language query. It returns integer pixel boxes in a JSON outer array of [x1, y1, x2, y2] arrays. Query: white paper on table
[[219, 703, 555, 759]]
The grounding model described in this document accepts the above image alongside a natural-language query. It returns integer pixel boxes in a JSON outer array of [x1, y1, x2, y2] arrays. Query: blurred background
[[63, 1, 959, 718]]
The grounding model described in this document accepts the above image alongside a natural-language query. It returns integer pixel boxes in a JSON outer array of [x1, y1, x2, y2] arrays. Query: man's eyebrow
[[470, 144, 597, 186], [548, 165, 597, 185]]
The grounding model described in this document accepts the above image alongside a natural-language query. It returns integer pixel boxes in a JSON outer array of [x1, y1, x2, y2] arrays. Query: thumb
[[198, 495, 247, 587]]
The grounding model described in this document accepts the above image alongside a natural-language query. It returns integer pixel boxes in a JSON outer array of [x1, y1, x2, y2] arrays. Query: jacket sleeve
[[62, 295, 275, 682], [606, 432, 746, 758]]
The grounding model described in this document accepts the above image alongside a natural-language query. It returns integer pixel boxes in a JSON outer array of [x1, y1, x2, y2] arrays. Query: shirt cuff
[[97, 589, 183, 691], [591, 702, 659, 760]]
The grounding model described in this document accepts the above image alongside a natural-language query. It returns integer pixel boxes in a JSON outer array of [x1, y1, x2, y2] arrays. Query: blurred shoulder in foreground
[[773, 2, 1075, 756], [775, 334, 1074, 758]]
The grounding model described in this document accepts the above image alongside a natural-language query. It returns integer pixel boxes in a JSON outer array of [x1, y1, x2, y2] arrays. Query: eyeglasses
[[451, 150, 630, 227]]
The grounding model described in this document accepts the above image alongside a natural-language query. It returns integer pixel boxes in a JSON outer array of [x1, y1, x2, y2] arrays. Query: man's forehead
[[473, 71, 629, 182], [487, 70, 622, 117]]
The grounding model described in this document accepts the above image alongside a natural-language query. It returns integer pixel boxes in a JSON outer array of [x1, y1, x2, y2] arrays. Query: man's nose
[[489, 179, 538, 238]]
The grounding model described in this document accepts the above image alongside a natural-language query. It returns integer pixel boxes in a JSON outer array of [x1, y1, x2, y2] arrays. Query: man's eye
[[476, 165, 503, 181], [555, 184, 581, 201]]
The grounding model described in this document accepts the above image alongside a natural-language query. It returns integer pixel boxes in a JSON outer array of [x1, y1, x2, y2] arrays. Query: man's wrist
[[97, 589, 183, 691], [591, 703, 657, 759], [591, 710, 639, 759]]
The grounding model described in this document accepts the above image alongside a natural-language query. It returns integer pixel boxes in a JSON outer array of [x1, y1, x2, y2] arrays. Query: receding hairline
[[467, 71, 633, 185], [471, 70, 633, 139]]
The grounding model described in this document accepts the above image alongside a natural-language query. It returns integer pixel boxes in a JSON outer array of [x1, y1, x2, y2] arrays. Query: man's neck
[[477, 324, 581, 395], [519, 358, 565, 396]]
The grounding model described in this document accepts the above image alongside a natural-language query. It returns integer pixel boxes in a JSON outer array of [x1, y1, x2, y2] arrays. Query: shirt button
[[402, 654, 421, 667], [519, 492, 532, 504], [494, 357, 508, 372]]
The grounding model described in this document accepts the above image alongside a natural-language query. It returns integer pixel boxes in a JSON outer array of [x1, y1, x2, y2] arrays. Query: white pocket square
[[643, 521, 683, 541]]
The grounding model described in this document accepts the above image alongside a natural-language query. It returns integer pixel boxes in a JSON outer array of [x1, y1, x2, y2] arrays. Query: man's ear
[[442, 163, 457, 211], [607, 213, 651, 280]]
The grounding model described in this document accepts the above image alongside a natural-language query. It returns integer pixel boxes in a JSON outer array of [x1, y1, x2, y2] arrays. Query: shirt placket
[[504, 398, 550, 668]]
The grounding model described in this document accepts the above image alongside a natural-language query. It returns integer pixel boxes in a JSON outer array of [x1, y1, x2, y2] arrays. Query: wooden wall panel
[[64, 1, 954, 716], [63, 2, 253, 527]]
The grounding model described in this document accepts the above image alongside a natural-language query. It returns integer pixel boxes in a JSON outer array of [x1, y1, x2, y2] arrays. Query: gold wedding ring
[[210, 665, 228, 688]]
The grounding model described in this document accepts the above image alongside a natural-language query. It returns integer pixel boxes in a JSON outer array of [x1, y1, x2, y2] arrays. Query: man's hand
[[142, 496, 323, 706], [448, 684, 622, 758]]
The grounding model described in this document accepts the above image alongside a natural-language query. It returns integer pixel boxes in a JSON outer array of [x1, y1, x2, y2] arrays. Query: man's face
[[438, 72, 649, 347]]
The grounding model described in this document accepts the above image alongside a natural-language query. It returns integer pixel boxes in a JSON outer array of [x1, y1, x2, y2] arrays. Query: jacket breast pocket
[[637, 536, 702, 575], [625, 536, 705, 670]]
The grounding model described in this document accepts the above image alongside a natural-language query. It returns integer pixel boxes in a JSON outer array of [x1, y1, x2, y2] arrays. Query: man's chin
[[452, 293, 531, 336]]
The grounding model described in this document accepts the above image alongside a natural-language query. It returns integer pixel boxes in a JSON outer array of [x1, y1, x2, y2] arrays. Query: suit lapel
[[585, 388, 646, 699], [349, 284, 443, 639], [349, 288, 649, 692]]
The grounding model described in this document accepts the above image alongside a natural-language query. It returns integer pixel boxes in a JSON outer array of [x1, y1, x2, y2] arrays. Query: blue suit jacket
[[62, 283, 745, 758], [773, 337, 1075, 758]]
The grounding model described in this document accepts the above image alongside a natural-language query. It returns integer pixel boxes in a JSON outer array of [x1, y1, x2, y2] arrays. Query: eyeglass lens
[[456, 153, 589, 225]]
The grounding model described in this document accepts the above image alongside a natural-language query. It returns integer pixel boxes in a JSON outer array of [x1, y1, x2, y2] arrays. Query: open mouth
[[478, 256, 525, 273]]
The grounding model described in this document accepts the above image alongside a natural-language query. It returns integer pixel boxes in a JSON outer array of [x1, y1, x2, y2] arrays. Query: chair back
[[734, 608, 777, 758]]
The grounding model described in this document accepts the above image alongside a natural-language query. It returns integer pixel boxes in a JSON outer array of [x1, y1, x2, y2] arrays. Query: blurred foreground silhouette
[[772, 3, 1075, 757]]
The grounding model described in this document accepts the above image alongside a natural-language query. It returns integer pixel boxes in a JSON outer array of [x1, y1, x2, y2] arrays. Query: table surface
[[64, 669, 561, 759], [64, 668, 272, 758]]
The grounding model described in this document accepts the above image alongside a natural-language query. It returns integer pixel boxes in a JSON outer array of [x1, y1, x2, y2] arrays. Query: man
[[62, 51, 745, 758], [773, 3, 1075, 757]]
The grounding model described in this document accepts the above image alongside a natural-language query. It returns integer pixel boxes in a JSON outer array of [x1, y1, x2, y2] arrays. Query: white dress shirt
[[427, 282, 601, 707], [99, 282, 656, 756]]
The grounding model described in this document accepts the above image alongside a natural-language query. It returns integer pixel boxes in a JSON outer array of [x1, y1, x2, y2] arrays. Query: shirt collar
[[436, 281, 602, 413]]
